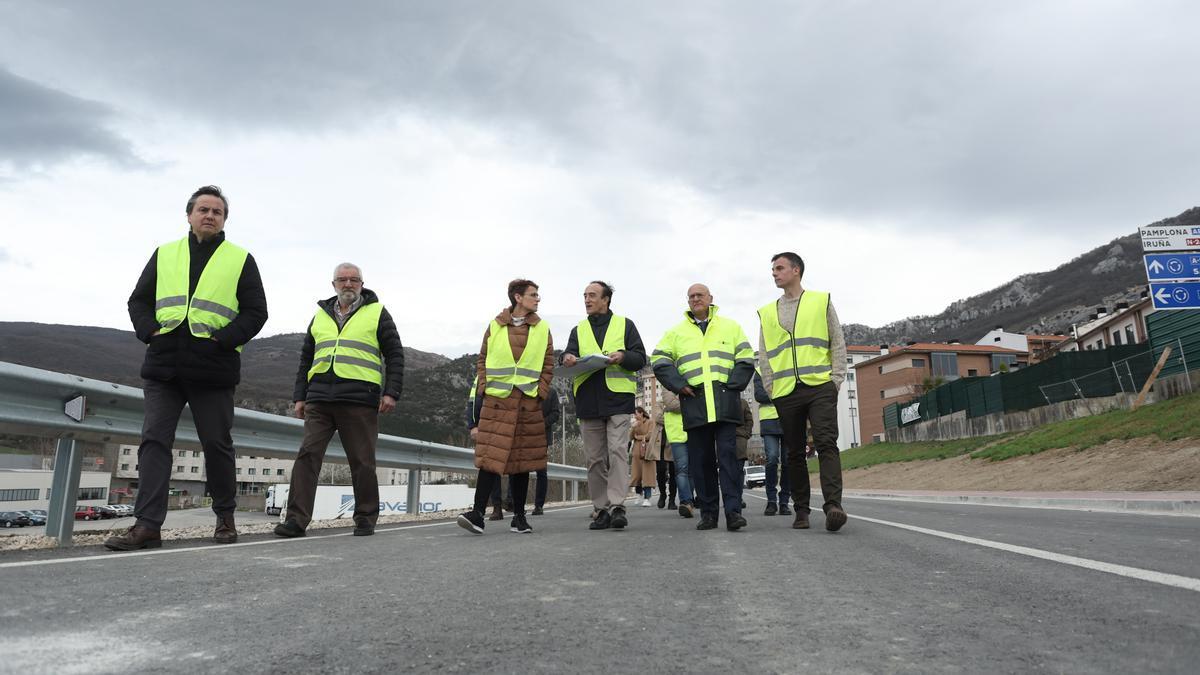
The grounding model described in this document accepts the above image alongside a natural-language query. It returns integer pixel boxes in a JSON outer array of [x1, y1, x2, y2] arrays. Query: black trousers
[[134, 378, 236, 531], [655, 460, 676, 500], [286, 402, 380, 528], [776, 380, 842, 514], [475, 470, 529, 515], [685, 422, 741, 519], [492, 470, 548, 508]]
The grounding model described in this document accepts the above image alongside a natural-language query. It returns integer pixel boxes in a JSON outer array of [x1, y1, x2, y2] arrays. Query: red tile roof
[[855, 342, 1026, 368]]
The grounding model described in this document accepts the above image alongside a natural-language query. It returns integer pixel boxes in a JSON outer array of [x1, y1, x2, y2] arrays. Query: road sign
[[1143, 253, 1200, 282], [1149, 280, 1200, 310], [1139, 224, 1200, 251]]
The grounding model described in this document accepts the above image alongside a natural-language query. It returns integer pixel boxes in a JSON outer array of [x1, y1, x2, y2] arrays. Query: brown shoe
[[213, 514, 238, 544], [488, 505, 504, 521], [792, 512, 811, 529], [825, 506, 847, 532], [104, 525, 162, 551]]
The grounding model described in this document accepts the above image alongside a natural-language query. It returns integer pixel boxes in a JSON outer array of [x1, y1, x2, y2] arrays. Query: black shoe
[[825, 505, 848, 532], [213, 514, 237, 545], [726, 512, 747, 531], [353, 520, 374, 536], [589, 509, 612, 530], [510, 514, 533, 534], [740, 499, 747, 510], [667, 498, 676, 510], [531, 506, 544, 516], [457, 510, 485, 534], [764, 502, 778, 516], [274, 519, 306, 538], [657, 493, 667, 509], [610, 506, 628, 529], [779, 504, 792, 516], [502, 497, 514, 512], [696, 516, 718, 530], [678, 502, 694, 518], [104, 525, 162, 551]]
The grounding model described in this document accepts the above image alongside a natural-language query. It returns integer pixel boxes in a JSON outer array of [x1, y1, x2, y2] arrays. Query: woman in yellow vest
[[458, 279, 554, 535]]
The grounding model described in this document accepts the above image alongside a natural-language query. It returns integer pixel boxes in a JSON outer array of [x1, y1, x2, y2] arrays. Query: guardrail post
[[406, 469, 420, 514], [45, 438, 83, 546], [571, 480, 579, 502]]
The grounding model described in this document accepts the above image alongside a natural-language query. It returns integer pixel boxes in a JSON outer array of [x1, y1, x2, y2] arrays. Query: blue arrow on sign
[[1144, 253, 1200, 282], [1149, 281, 1200, 310]]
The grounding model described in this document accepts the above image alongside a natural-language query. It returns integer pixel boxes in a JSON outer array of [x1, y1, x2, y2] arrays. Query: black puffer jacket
[[292, 289, 404, 408], [127, 231, 269, 387], [562, 312, 647, 419]]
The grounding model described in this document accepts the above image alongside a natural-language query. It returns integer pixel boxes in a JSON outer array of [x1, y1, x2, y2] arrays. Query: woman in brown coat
[[629, 407, 658, 507], [458, 279, 554, 535]]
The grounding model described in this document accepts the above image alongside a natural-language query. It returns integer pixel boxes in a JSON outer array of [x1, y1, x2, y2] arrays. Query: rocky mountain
[[842, 207, 1199, 346]]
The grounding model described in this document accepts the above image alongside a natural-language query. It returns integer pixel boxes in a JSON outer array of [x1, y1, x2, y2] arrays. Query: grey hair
[[333, 262, 362, 279]]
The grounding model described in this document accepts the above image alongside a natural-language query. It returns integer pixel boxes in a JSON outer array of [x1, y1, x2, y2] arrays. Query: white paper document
[[553, 353, 612, 379]]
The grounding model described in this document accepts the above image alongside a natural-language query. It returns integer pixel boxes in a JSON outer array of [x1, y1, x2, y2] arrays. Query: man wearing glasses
[[274, 263, 405, 538], [107, 185, 268, 551]]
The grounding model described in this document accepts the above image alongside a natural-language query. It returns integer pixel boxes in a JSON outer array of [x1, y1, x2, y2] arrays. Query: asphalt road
[[1, 491, 1198, 674]]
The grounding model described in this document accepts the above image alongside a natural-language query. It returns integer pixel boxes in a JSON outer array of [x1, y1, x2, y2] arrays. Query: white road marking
[[854, 513, 1200, 593]]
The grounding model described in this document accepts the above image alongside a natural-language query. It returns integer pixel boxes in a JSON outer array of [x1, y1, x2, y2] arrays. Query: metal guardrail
[[0, 361, 587, 545]]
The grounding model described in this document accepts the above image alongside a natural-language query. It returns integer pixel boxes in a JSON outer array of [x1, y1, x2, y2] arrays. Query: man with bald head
[[651, 283, 756, 531], [274, 263, 405, 538]]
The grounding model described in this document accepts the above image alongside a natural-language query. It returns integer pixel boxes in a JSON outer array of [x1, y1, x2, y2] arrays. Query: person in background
[[653, 406, 676, 510], [753, 368, 792, 517], [630, 407, 657, 507], [659, 387, 694, 517]]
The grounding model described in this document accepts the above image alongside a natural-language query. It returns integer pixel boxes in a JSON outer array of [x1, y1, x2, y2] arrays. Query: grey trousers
[[580, 413, 631, 511]]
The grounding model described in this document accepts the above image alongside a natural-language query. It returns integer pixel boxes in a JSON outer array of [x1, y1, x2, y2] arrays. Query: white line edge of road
[[845, 494, 1200, 518], [0, 504, 597, 570], [854, 513, 1200, 594]]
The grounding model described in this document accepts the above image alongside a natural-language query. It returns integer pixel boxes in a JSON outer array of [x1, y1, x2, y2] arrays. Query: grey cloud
[[0, 67, 139, 171], [4, 1, 1198, 232]]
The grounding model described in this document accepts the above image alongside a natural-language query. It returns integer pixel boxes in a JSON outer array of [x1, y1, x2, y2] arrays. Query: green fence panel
[[1147, 309, 1200, 378]]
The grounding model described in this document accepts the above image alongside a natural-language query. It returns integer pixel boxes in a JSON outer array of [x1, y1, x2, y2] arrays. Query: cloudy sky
[[2, 1, 1197, 357]]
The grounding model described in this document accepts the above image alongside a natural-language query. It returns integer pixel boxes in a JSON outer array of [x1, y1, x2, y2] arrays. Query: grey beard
[[338, 289, 360, 306]]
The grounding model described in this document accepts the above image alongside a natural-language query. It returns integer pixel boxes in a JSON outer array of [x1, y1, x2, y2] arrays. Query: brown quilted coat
[[474, 309, 555, 475]]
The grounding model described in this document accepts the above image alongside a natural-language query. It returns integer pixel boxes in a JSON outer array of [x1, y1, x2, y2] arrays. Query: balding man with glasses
[[107, 185, 268, 551], [274, 263, 404, 538]]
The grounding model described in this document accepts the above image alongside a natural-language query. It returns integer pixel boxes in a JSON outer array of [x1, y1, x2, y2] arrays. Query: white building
[[1054, 299, 1156, 354], [0, 469, 112, 510], [839, 346, 882, 450]]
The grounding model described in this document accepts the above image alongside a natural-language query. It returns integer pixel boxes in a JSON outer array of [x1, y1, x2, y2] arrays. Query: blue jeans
[[763, 434, 791, 506], [671, 442, 694, 504]]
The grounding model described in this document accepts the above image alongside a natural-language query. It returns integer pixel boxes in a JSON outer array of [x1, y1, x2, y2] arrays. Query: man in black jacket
[[274, 263, 404, 538], [561, 281, 647, 530], [106, 185, 268, 551]]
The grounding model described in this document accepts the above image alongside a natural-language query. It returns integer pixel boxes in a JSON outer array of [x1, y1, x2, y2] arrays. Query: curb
[[843, 491, 1200, 517]]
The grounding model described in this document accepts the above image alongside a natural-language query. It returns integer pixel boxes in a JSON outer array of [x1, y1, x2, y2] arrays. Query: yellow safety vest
[[307, 302, 384, 385], [663, 411, 688, 443], [755, 367, 779, 420], [758, 292, 832, 399], [154, 237, 248, 351], [650, 305, 755, 424], [484, 319, 550, 398], [573, 314, 638, 395]]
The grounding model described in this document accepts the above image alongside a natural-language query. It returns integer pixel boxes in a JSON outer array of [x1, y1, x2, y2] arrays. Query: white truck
[[265, 483, 473, 521]]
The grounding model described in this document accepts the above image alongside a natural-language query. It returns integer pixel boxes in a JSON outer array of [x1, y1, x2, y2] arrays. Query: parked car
[[74, 506, 104, 521], [19, 510, 47, 526], [109, 504, 134, 517], [744, 465, 767, 489], [96, 505, 121, 519], [0, 511, 33, 528]]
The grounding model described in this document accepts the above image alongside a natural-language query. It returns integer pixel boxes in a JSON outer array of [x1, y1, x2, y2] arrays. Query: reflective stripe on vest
[[573, 314, 637, 395], [307, 302, 385, 385], [663, 410, 688, 443], [154, 237, 249, 352], [484, 319, 550, 398], [650, 305, 755, 424], [758, 292, 832, 399]]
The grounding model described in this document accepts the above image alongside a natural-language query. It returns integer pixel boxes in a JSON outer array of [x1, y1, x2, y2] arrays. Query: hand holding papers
[[555, 353, 612, 378]]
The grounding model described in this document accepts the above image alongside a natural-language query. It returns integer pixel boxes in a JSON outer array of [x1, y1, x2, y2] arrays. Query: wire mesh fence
[[1038, 339, 1193, 405]]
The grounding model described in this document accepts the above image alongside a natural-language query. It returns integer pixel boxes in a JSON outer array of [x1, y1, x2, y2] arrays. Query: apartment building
[[975, 327, 1069, 364], [854, 343, 1027, 444], [1053, 299, 1156, 354], [838, 345, 883, 450]]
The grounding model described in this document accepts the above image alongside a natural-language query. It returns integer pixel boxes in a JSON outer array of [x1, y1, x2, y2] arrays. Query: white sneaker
[[640, 498, 650, 507]]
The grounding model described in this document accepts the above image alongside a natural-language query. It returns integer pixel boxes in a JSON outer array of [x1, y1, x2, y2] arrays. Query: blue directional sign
[[1144, 253, 1200, 282], [1149, 281, 1200, 310]]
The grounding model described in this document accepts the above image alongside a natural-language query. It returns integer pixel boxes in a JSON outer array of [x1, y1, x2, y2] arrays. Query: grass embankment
[[810, 389, 1200, 472]]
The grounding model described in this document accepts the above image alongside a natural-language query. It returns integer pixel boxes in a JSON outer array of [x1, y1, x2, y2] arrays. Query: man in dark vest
[[107, 185, 268, 551], [274, 263, 405, 538]]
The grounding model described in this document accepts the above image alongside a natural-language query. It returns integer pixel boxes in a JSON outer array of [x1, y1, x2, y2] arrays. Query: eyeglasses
[[334, 277, 363, 284]]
